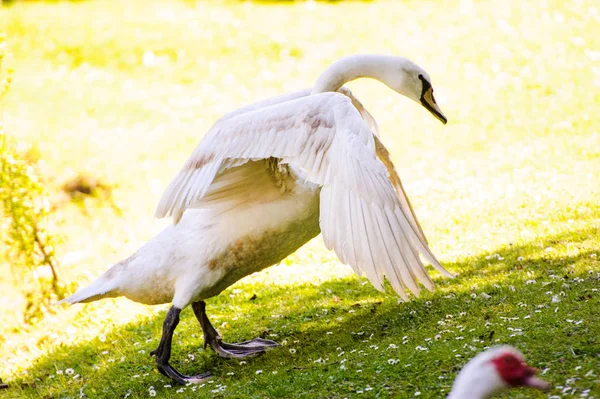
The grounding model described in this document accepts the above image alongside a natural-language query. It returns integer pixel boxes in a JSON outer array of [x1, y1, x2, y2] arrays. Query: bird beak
[[523, 375, 551, 391], [522, 366, 551, 391], [420, 87, 447, 125]]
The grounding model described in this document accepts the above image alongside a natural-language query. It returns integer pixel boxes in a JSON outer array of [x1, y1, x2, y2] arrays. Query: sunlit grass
[[0, 0, 599, 397]]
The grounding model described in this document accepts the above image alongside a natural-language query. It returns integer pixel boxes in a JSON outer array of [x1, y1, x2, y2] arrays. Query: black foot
[[192, 301, 278, 359], [151, 306, 213, 385], [154, 359, 212, 385], [208, 337, 279, 359]]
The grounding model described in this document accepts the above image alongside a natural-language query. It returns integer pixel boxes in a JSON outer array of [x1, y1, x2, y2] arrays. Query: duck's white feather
[[155, 91, 450, 299]]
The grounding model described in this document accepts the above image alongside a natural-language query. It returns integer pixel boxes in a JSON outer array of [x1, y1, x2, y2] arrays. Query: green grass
[[0, 0, 599, 397]]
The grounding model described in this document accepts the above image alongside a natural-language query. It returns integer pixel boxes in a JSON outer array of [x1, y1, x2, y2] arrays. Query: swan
[[61, 54, 451, 384], [448, 346, 551, 398]]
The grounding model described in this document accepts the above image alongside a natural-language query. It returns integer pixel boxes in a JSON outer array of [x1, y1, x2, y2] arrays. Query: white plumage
[[62, 54, 452, 384], [152, 91, 450, 301], [62, 53, 453, 309], [448, 346, 551, 399]]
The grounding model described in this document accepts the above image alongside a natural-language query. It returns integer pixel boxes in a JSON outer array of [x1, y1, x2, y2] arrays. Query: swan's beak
[[420, 88, 447, 124]]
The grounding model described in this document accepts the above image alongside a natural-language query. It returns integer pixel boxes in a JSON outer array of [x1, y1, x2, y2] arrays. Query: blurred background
[[0, 0, 598, 397]]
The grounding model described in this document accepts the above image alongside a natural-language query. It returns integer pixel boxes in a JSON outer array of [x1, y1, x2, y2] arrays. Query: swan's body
[[63, 54, 450, 384], [448, 346, 550, 399], [113, 167, 321, 306]]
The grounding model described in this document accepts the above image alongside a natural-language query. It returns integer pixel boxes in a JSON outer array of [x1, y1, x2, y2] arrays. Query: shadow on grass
[[5, 227, 599, 398]]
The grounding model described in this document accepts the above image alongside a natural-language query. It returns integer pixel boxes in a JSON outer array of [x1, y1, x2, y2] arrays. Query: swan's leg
[[150, 306, 212, 385], [192, 301, 278, 359]]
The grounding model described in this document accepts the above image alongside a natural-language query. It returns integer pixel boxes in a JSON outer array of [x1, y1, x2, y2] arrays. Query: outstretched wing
[[338, 87, 429, 244], [156, 92, 451, 299]]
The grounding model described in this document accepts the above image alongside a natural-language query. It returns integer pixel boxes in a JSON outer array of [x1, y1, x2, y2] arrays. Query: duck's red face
[[491, 353, 551, 390]]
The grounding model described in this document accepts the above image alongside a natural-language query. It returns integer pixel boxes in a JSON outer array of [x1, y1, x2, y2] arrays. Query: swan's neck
[[311, 54, 403, 94]]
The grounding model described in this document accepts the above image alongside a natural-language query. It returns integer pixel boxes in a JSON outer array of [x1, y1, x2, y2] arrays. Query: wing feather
[[156, 91, 451, 299]]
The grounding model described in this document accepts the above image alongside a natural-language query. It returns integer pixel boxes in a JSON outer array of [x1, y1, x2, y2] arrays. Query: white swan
[[62, 54, 450, 384], [448, 346, 550, 398]]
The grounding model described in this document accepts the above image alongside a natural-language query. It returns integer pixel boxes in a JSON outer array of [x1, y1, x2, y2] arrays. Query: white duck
[[62, 54, 451, 384], [448, 345, 551, 398]]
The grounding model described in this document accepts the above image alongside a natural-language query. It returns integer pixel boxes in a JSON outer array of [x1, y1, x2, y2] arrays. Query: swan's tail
[[57, 275, 118, 305]]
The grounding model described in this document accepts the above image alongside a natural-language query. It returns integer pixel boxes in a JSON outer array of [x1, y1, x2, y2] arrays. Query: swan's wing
[[155, 92, 339, 222], [373, 136, 429, 245], [338, 87, 380, 136], [337, 87, 428, 245], [217, 89, 311, 122], [317, 129, 452, 300], [187, 158, 297, 215], [156, 92, 451, 299], [219, 86, 376, 130], [217, 85, 378, 136]]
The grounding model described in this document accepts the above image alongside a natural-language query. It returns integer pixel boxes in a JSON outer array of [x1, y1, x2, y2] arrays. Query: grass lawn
[[0, 0, 599, 397]]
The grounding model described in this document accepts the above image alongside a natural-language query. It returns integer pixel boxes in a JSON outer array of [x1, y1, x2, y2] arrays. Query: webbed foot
[[191, 301, 279, 359], [151, 306, 213, 385], [206, 336, 279, 359]]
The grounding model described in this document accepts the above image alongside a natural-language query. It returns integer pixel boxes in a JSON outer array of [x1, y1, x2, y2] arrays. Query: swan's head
[[449, 346, 551, 399], [312, 54, 448, 124], [390, 59, 447, 125]]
